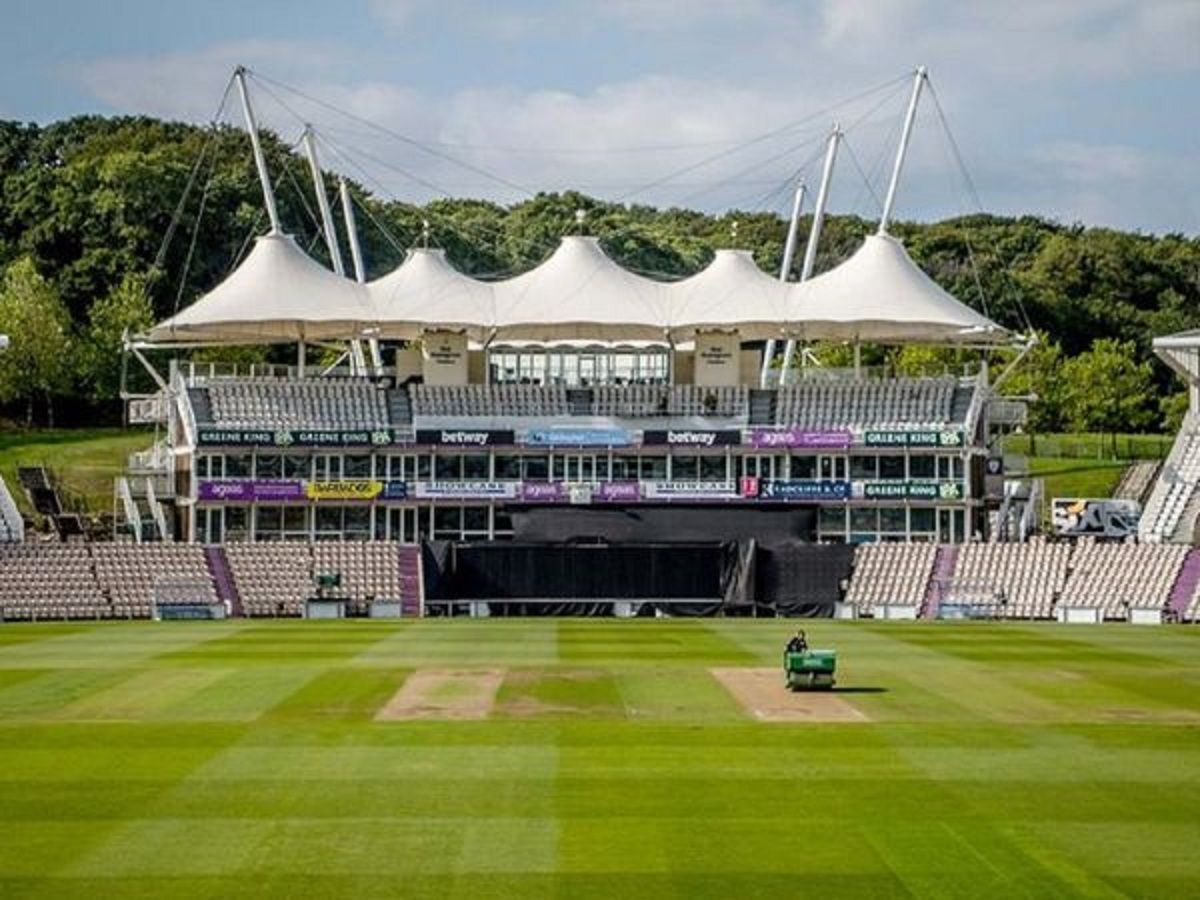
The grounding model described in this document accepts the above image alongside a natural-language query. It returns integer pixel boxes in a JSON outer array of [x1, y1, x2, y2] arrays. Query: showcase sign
[[523, 427, 632, 448], [413, 481, 520, 499], [759, 480, 851, 501], [642, 481, 740, 500], [863, 430, 964, 448], [196, 480, 306, 502], [519, 482, 568, 503], [747, 428, 852, 450], [642, 429, 740, 447], [415, 429, 514, 447]]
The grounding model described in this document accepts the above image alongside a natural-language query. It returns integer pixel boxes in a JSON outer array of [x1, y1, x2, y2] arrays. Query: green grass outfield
[[1, 620, 1199, 899]]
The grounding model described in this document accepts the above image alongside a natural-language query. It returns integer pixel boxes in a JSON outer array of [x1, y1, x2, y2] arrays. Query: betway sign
[[642, 429, 740, 447], [415, 429, 515, 446]]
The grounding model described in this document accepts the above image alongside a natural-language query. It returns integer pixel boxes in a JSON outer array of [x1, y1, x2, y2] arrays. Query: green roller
[[784, 649, 837, 691]]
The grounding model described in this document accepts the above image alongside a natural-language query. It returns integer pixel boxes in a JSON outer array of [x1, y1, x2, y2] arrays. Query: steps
[[920, 545, 959, 619], [748, 389, 776, 425], [1167, 547, 1200, 620], [398, 544, 423, 617], [387, 386, 413, 425], [204, 546, 243, 617]]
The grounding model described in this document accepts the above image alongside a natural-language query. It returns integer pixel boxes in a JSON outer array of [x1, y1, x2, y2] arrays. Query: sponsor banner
[[740, 475, 760, 498], [594, 481, 641, 502], [862, 429, 964, 448], [305, 480, 385, 501], [382, 482, 408, 500], [197, 427, 403, 448], [642, 429, 740, 448], [196, 480, 306, 502], [760, 480, 852, 501], [642, 481, 740, 501], [519, 482, 569, 503], [859, 481, 964, 500], [747, 428, 852, 450], [1052, 498, 1139, 538], [415, 429, 515, 447], [523, 427, 632, 448], [413, 481, 520, 500]]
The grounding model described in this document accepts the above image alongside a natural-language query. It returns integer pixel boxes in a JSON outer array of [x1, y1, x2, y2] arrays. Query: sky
[[2, 0, 1197, 234]]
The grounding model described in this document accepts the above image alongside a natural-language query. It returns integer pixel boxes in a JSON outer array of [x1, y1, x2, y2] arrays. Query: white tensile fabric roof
[[667, 249, 790, 342], [367, 247, 494, 342], [792, 233, 1002, 343], [491, 236, 669, 341], [146, 230, 1010, 346], [147, 233, 377, 343]]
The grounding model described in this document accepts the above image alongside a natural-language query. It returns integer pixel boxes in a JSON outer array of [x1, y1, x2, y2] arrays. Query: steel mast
[[760, 182, 806, 388]]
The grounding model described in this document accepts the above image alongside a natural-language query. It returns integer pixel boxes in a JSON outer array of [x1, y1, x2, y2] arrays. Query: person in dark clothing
[[785, 630, 808, 654]]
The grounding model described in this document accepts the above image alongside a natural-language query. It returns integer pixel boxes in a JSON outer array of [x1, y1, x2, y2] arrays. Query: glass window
[[818, 506, 846, 534], [344, 507, 370, 539], [611, 455, 638, 480], [463, 506, 489, 533], [523, 455, 549, 481], [225, 454, 252, 478], [700, 455, 728, 482], [552, 455, 566, 481], [344, 454, 372, 479], [910, 508, 936, 532], [434, 507, 462, 536], [463, 454, 489, 480], [493, 509, 513, 538], [880, 507, 907, 533], [283, 506, 308, 534], [909, 455, 935, 479], [282, 455, 310, 480], [671, 455, 699, 480], [790, 455, 816, 479], [879, 456, 905, 480], [639, 454, 667, 481], [850, 508, 879, 533], [435, 454, 461, 480], [225, 506, 249, 541], [850, 456, 878, 479], [494, 455, 521, 480], [316, 506, 342, 534], [255, 506, 282, 534], [416, 455, 432, 480], [595, 455, 611, 482], [255, 455, 282, 479]]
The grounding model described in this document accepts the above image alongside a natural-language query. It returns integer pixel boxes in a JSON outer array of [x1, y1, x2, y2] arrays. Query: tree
[[80, 272, 155, 403], [0, 257, 75, 425], [998, 332, 1067, 433], [1060, 338, 1156, 452]]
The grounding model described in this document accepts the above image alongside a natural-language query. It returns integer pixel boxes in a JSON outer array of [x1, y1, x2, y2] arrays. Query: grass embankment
[[0, 428, 153, 514], [1002, 433, 1173, 500], [0, 619, 1197, 898]]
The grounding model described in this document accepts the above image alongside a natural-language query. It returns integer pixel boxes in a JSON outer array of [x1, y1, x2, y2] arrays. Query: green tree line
[[0, 115, 1197, 430]]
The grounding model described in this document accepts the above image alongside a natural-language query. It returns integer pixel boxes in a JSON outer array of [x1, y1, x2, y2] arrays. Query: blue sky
[[3, 0, 1197, 233]]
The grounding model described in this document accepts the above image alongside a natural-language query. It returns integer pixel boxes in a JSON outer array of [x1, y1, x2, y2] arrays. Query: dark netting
[[754, 543, 855, 617], [509, 505, 816, 544], [446, 542, 725, 600]]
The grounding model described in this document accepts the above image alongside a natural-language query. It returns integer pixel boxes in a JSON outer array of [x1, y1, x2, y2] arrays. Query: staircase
[[398, 544, 423, 617], [748, 389, 776, 425], [187, 387, 214, 426], [567, 389, 593, 416], [1168, 548, 1200, 621], [204, 546, 243, 617], [920, 545, 959, 619], [387, 386, 412, 425]]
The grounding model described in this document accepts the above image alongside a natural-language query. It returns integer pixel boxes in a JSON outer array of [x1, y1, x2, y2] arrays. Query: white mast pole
[[234, 66, 282, 235], [760, 181, 806, 388], [301, 126, 345, 276], [780, 124, 842, 386], [339, 177, 367, 282], [877, 66, 927, 236], [337, 177, 384, 373]]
